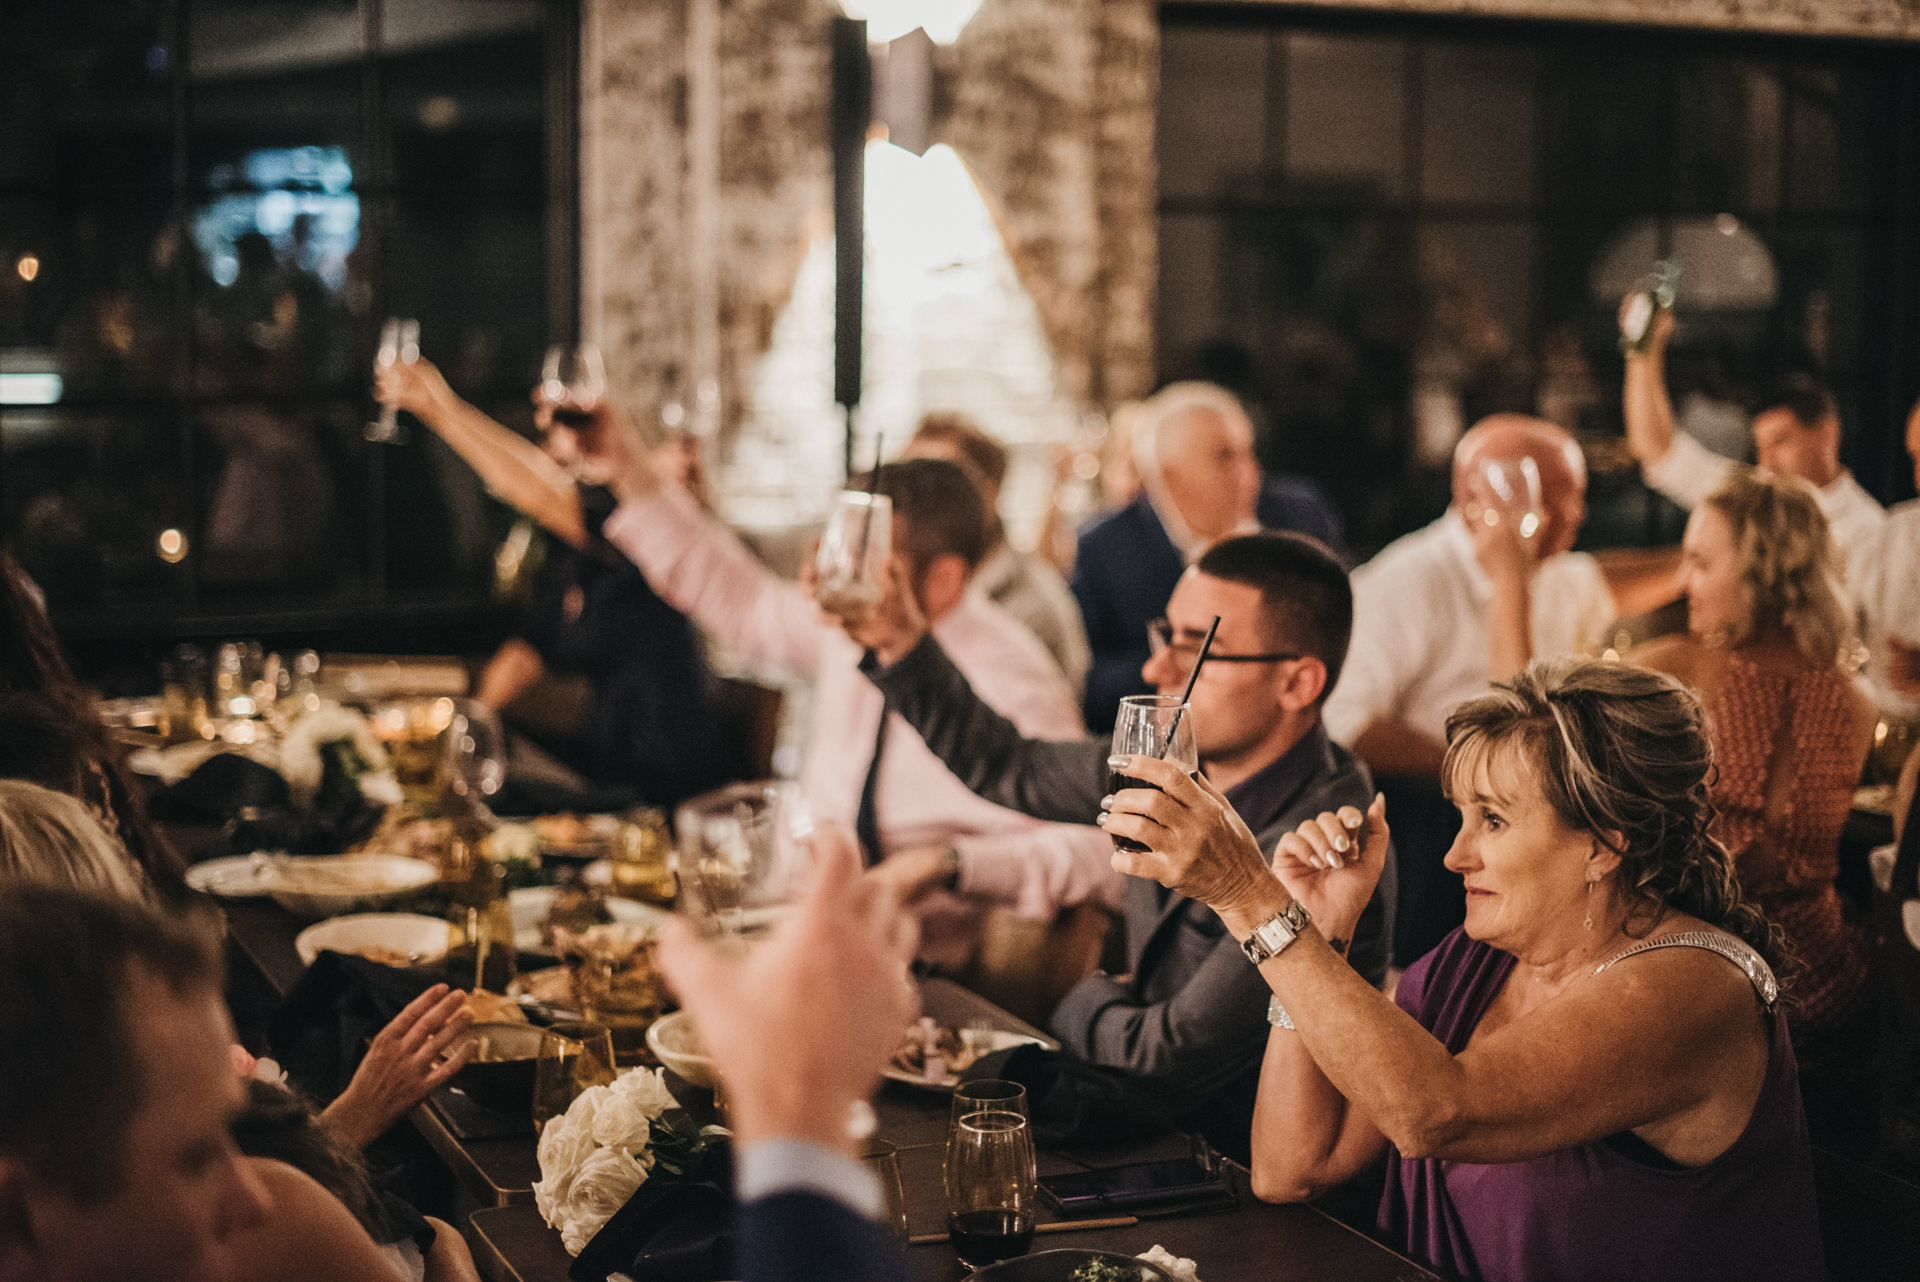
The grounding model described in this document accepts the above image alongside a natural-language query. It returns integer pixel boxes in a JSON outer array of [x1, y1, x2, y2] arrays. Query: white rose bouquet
[[532, 1065, 729, 1255]]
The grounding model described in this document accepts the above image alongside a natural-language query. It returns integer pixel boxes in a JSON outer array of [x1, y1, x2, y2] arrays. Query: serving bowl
[[645, 1010, 718, 1089], [294, 912, 446, 967]]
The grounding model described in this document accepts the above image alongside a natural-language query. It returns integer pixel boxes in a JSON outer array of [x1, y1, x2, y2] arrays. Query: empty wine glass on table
[[813, 490, 892, 623], [1108, 693, 1199, 853], [533, 1022, 618, 1128], [674, 780, 810, 943], [366, 317, 420, 444], [946, 1082, 1037, 1269]]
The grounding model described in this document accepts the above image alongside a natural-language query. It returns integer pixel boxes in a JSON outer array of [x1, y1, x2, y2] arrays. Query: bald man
[[1322, 416, 1616, 963], [1072, 382, 1343, 730]]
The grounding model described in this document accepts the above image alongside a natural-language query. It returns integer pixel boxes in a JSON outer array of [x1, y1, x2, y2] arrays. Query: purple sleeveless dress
[[1379, 930, 1826, 1282]]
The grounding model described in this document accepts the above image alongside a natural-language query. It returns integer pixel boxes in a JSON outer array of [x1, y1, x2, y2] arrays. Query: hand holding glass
[[674, 780, 809, 942], [367, 318, 420, 444], [814, 491, 893, 622], [1108, 695, 1199, 853], [539, 343, 608, 430]]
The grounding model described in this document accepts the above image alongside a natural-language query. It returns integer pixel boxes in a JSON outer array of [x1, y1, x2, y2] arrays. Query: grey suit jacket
[[864, 637, 1395, 1107]]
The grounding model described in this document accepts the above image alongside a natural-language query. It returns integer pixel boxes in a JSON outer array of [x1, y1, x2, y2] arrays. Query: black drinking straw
[[854, 431, 884, 565], [1161, 614, 1219, 754]]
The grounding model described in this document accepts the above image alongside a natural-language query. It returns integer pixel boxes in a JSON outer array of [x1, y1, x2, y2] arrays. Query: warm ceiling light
[[837, 0, 983, 44], [15, 255, 38, 282]]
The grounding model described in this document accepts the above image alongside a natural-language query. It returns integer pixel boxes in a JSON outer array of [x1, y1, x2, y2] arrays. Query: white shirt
[[1644, 431, 1887, 597], [1324, 513, 1617, 748], [973, 543, 1091, 692], [1857, 499, 1920, 718]]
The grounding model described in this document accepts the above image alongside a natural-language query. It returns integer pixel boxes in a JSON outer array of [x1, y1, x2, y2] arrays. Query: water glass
[[814, 491, 893, 622], [1108, 695, 1198, 853], [539, 343, 608, 428], [533, 1022, 618, 1128], [611, 807, 676, 905], [674, 780, 810, 941], [945, 1109, 1037, 1269], [950, 1078, 1029, 1131], [858, 1139, 911, 1244], [446, 698, 506, 805]]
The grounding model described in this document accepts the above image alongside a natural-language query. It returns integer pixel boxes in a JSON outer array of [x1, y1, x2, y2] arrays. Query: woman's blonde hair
[[1701, 469, 1851, 667], [1444, 659, 1780, 966], [0, 779, 145, 899]]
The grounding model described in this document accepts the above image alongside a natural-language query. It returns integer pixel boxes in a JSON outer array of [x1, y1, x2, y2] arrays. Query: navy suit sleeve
[[736, 1191, 904, 1282], [1256, 477, 1347, 560]]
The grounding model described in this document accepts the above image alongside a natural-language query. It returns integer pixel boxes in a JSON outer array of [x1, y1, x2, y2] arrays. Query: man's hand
[[864, 846, 953, 905], [570, 403, 660, 503], [816, 555, 930, 667], [656, 825, 919, 1154], [319, 984, 474, 1149], [1462, 500, 1538, 587], [1619, 291, 1675, 359]]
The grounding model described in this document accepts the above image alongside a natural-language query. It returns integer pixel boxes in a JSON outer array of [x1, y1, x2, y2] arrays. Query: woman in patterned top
[[1632, 468, 1875, 1057]]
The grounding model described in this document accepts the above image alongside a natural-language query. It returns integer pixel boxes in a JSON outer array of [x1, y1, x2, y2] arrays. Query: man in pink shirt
[[580, 424, 1114, 968]]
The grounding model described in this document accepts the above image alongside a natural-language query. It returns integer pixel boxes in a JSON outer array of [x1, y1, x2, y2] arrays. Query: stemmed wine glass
[[366, 317, 420, 444], [1108, 694, 1198, 853], [539, 343, 608, 429], [446, 698, 506, 811], [946, 1079, 1036, 1269]]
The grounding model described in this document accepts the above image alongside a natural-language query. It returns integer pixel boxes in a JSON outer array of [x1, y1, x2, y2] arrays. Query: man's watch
[[1239, 900, 1312, 966]]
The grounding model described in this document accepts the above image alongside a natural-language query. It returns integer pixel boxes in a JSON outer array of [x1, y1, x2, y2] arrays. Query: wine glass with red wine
[[946, 1106, 1037, 1269], [1108, 694, 1198, 853]]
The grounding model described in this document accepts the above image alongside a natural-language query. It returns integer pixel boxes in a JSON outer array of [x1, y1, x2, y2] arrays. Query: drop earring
[[1583, 880, 1594, 931]]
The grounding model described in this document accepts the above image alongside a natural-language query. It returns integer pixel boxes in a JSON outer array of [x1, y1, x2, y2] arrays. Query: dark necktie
[[854, 703, 889, 867]]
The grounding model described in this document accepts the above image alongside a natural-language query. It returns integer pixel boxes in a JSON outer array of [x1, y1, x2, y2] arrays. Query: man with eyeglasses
[[843, 532, 1393, 1170]]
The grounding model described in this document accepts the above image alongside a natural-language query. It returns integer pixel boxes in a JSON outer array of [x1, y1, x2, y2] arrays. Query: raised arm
[[378, 359, 588, 548], [1621, 301, 1678, 470], [1107, 758, 1766, 1169]]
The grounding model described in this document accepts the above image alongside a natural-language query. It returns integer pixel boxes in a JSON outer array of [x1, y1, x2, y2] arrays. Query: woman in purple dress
[[1103, 659, 1825, 1282]]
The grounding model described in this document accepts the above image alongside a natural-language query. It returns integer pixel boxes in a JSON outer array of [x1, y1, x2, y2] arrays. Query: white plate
[[507, 886, 670, 952], [186, 856, 276, 898], [295, 913, 448, 967], [267, 854, 441, 919], [882, 1029, 1048, 1091]]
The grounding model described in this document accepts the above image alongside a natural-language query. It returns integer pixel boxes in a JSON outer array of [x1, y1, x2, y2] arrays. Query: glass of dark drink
[[946, 1105, 1036, 1269], [1107, 694, 1198, 853]]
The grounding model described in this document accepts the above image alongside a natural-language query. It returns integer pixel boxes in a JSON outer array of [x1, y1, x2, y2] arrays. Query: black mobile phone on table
[[1037, 1156, 1233, 1215]]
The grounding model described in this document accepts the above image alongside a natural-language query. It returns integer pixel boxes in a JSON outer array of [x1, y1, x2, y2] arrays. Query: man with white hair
[[1323, 414, 1616, 962], [1071, 381, 1343, 730]]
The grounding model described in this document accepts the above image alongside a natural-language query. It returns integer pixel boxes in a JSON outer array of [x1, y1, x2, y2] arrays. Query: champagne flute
[[1108, 694, 1199, 853], [366, 317, 420, 444], [539, 343, 608, 429], [946, 1108, 1037, 1268], [813, 490, 893, 622]]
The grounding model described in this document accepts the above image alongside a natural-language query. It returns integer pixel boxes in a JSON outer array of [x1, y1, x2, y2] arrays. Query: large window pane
[[1672, 56, 1782, 215], [2, 1, 175, 194], [1158, 28, 1269, 203], [2, 410, 189, 607], [1420, 44, 1538, 208], [1284, 34, 1406, 204]]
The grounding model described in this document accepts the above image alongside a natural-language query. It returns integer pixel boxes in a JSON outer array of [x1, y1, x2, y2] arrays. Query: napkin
[[1139, 1245, 1201, 1282]]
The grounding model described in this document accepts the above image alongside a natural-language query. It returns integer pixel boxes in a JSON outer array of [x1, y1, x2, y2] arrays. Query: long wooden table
[[219, 890, 1441, 1282]]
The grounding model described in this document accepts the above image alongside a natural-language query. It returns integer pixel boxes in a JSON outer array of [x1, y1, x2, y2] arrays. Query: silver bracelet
[[1266, 994, 1294, 1030]]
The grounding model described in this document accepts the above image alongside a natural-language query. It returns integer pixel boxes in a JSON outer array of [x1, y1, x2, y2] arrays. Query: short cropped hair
[[0, 886, 223, 1200], [854, 457, 991, 572], [1194, 532, 1353, 704], [1760, 372, 1839, 429], [911, 412, 1008, 490]]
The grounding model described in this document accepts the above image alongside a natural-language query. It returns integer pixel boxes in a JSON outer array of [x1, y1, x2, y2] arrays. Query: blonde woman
[[0, 777, 147, 898], [1633, 469, 1876, 1051]]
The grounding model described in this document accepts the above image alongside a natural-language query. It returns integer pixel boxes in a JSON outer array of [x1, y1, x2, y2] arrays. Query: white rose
[[532, 1173, 569, 1226], [536, 1113, 595, 1192], [564, 1083, 611, 1135], [566, 1147, 648, 1227], [589, 1092, 653, 1155], [558, 1213, 597, 1257], [610, 1066, 678, 1121]]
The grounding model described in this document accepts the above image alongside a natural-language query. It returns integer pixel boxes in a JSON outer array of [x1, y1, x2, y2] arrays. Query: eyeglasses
[[1146, 618, 1301, 672]]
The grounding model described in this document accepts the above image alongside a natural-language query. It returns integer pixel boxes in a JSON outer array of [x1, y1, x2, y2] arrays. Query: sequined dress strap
[[1592, 931, 1778, 1010]]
